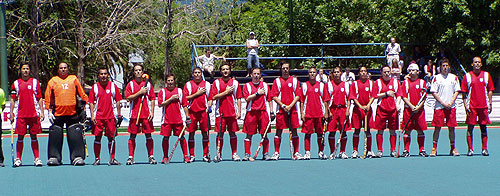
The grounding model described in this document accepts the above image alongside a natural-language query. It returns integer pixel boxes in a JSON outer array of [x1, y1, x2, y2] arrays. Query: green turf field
[[0, 127, 499, 195]]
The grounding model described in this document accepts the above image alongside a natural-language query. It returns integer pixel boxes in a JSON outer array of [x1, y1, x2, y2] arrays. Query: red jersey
[[325, 80, 349, 107], [372, 78, 402, 111], [300, 81, 327, 118], [11, 78, 42, 118], [88, 81, 122, 119], [243, 81, 270, 111], [125, 79, 156, 119], [209, 78, 243, 117], [269, 76, 300, 113], [402, 78, 427, 108], [158, 87, 187, 124], [462, 71, 495, 109], [349, 79, 374, 106], [183, 80, 211, 113]]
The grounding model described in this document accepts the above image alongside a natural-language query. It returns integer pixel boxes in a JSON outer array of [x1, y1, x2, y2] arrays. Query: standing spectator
[[386, 37, 401, 66], [340, 67, 356, 83], [435, 47, 448, 67], [198, 49, 225, 79], [461, 57, 494, 156], [246, 32, 260, 77], [316, 68, 328, 84], [424, 59, 438, 84]]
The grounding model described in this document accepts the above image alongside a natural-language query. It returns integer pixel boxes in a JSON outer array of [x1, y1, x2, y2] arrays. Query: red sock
[[366, 135, 372, 151], [390, 134, 396, 152], [162, 139, 169, 158], [481, 134, 488, 150], [16, 140, 23, 159], [450, 141, 455, 150], [146, 137, 154, 157], [433, 140, 438, 149], [352, 134, 360, 151], [244, 139, 251, 155], [328, 135, 336, 153], [292, 136, 299, 153], [263, 138, 269, 154], [340, 136, 347, 153], [202, 139, 209, 156], [418, 135, 425, 152], [230, 136, 237, 155], [94, 141, 101, 159], [403, 134, 410, 151], [376, 134, 383, 152], [180, 138, 188, 157], [274, 136, 281, 153], [31, 139, 39, 159], [304, 136, 311, 152], [108, 141, 115, 160], [467, 135, 473, 150], [317, 137, 324, 152], [188, 139, 195, 157], [128, 138, 136, 157]]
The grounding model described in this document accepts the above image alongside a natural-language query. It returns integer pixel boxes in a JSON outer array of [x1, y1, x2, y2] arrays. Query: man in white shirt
[[340, 67, 355, 83], [429, 58, 461, 157], [316, 68, 328, 83], [198, 49, 225, 79], [246, 32, 260, 77], [386, 37, 401, 66]]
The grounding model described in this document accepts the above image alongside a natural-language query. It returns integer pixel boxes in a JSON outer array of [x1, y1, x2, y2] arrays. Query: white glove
[[48, 112, 55, 124]]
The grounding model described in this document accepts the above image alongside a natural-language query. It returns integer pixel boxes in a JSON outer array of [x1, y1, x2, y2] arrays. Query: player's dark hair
[[439, 58, 449, 65], [165, 73, 176, 81], [192, 67, 202, 74], [219, 62, 231, 72], [251, 67, 261, 74]]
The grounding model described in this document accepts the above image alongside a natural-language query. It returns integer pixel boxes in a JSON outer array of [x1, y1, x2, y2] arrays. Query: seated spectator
[[391, 59, 402, 81], [340, 67, 355, 83], [198, 49, 225, 79], [423, 59, 438, 84], [316, 68, 328, 83]]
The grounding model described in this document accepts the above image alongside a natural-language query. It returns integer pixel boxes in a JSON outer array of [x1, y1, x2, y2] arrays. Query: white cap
[[249, 32, 255, 35], [407, 63, 419, 72]]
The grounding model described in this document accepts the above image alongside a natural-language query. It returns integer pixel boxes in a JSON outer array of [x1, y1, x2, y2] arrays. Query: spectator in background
[[386, 37, 401, 66], [341, 67, 356, 83], [198, 49, 225, 79], [424, 59, 438, 84], [316, 68, 329, 84], [436, 47, 448, 67], [246, 32, 260, 77], [391, 59, 402, 81]]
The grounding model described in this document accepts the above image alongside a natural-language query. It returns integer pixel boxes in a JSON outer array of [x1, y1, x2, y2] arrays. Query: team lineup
[[1, 56, 494, 167]]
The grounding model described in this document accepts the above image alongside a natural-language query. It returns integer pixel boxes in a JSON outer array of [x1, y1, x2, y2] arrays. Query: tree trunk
[[30, 0, 39, 79], [163, 0, 173, 79], [76, 0, 85, 85]]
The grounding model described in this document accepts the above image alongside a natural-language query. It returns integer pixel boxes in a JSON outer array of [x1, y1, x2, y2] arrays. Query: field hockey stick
[[206, 108, 212, 163], [361, 113, 368, 159], [166, 124, 188, 164], [288, 111, 296, 160], [214, 113, 223, 163], [252, 121, 272, 160], [333, 118, 349, 158], [109, 115, 123, 160], [10, 120, 15, 167], [397, 90, 427, 157], [82, 119, 93, 157], [136, 74, 150, 125], [321, 117, 329, 148]]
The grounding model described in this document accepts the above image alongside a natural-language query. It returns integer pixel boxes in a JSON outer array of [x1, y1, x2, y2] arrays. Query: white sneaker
[[366, 151, 375, 158], [189, 156, 195, 163], [293, 152, 303, 160], [232, 153, 241, 161], [351, 150, 359, 159], [339, 152, 349, 159], [318, 151, 327, 160], [376, 150, 383, 158], [34, 158, 43, 167], [271, 152, 280, 160], [14, 158, 21, 167], [304, 151, 311, 160], [328, 153, 336, 160]]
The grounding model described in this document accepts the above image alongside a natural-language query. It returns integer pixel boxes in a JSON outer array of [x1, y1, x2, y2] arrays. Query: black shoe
[[47, 158, 60, 166], [0, 162, 4, 167], [419, 151, 429, 157], [467, 149, 474, 156], [126, 157, 134, 165], [482, 149, 489, 156], [401, 150, 410, 158]]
